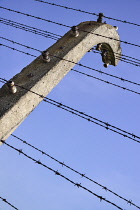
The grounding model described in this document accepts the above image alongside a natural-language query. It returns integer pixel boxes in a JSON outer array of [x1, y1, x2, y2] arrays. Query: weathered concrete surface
[[0, 21, 121, 143]]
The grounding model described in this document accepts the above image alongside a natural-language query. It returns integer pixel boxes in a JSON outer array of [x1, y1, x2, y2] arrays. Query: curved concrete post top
[[48, 21, 122, 67], [0, 20, 122, 142]]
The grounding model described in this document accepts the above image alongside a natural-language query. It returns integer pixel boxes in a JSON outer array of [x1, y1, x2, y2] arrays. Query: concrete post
[[0, 21, 121, 143]]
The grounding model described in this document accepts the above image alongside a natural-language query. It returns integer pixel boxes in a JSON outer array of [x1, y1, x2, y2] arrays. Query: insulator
[[97, 13, 104, 23], [71, 26, 79, 37], [42, 50, 50, 62], [114, 26, 118, 30], [7, 80, 17, 94]]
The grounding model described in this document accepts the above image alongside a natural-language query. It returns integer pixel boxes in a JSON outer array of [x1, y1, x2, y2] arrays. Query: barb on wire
[[1, 40, 140, 88], [11, 133, 140, 209], [0, 6, 140, 48], [0, 196, 18, 210], [34, 0, 140, 27], [0, 140, 124, 210], [0, 76, 140, 144], [1, 17, 140, 67]]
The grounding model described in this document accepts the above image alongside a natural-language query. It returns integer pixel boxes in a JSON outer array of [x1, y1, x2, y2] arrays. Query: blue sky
[[0, 0, 140, 210]]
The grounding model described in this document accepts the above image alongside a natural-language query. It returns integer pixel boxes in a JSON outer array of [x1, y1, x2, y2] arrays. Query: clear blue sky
[[0, 0, 140, 210]]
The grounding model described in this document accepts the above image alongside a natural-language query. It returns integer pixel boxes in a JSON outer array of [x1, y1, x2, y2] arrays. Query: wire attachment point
[[114, 26, 118, 30], [0, 140, 5, 144], [97, 13, 104, 23], [71, 26, 79, 37], [42, 50, 50, 62], [7, 80, 17, 94]]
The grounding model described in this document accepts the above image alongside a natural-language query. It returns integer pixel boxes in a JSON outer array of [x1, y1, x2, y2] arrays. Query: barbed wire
[[34, 0, 140, 27], [0, 4, 139, 210], [0, 140, 125, 210], [1, 6, 140, 48], [1, 42, 140, 96], [0, 79, 5, 84], [11, 133, 140, 209], [36, 98, 140, 143], [0, 36, 41, 53], [52, 55, 140, 87], [72, 69, 140, 95], [1, 40, 140, 91], [1, 40, 140, 89], [1, 17, 140, 66], [114, 53, 140, 63], [0, 17, 60, 41], [0, 6, 69, 27], [0, 76, 140, 144], [0, 196, 18, 210], [0, 43, 37, 57], [91, 48, 140, 64]]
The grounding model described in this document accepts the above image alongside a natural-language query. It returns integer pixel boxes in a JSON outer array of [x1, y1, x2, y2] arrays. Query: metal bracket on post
[[0, 20, 122, 143]]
